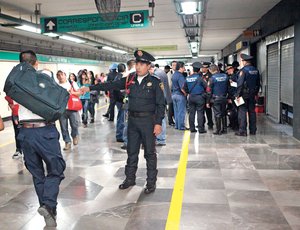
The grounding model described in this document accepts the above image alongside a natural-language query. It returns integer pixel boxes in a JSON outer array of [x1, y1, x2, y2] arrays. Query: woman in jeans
[[87, 71, 98, 123], [78, 70, 91, 128]]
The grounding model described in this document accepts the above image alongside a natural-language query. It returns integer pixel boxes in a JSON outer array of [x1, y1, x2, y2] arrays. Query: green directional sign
[[41, 10, 149, 33]]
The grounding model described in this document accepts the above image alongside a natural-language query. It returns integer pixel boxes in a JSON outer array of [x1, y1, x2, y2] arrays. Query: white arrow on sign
[[46, 21, 55, 31]]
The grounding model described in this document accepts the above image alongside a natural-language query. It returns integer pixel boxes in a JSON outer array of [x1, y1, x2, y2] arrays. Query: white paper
[[230, 81, 237, 87], [234, 97, 245, 106]]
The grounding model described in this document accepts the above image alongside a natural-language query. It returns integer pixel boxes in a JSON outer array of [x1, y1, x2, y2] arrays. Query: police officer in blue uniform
[[235, 53, 261, 136], [207, 64, 229, 135], [81, 50, 165, 194], [185, 62, 208, 133], [201, 62, 214, 130]]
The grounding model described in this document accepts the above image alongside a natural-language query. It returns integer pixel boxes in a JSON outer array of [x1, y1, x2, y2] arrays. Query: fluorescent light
[[44, 32, 59, 37], [60, 35, 86, 43], [181, 2, 198, 14], [190, 42, 198, 53], [103, 46, 127, 54], [15, 25, 41, 34]]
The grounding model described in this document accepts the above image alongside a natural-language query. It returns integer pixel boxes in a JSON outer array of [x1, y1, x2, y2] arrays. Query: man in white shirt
[[17, 50, 65, 227], [56, 70, 80, 150]]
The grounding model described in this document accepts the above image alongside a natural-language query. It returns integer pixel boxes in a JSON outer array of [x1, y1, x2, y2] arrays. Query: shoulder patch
[[151, 74, 160, 80], [159, 82, 164, 91]]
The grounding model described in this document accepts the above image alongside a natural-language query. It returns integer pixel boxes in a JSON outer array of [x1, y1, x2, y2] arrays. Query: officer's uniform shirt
[[210, 73, 229, 97], [186, 73, 206, 95], [89, 73, 165, 125], [171, 71, 186, 96], [236, 64, 260, 98]]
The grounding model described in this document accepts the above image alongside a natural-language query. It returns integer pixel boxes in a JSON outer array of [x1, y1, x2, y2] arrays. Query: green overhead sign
[[41, 10, 149, 33]]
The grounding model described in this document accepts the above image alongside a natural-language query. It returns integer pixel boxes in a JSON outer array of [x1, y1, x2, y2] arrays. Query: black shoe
[[169, 122, 175, 126], [190, 129, 197, 133], [108, 119, 114, 122], [213, 131, 222, 135], [102, 114, 109, 118], [198, 130, 207, 134], [235, 132, 247, 136], [119, 179, 136, 190], [90, 118, 95, 123], [156, 143, 166, 146], [116, 139, 124, 143], [144, 184, 156, 194], [121, 144, 127, 150], [38, 205, 57, 227], [250, 132, 256, 135]]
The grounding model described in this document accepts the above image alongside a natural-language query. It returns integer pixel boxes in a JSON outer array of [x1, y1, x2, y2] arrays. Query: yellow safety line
[[0, 140, 15, 148], [165, 130, 191, 230], [96, 104, 108, 111]]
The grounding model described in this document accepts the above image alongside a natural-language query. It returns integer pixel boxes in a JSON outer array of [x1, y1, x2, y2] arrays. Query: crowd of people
[[1, 49, 260, 227]]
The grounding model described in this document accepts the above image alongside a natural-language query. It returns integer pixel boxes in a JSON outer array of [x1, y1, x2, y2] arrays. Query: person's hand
[[80, 86, 90, 94], [236, 97, 240, 102], [206, 103, 210, 108], [227, 99, 232, 104], [153, 124, 162, 136]]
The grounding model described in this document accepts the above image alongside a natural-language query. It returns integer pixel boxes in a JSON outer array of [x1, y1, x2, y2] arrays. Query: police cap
[[201, 62, 211, 68], [232, 61, 239, 68], [225, 64, 234, 70], [134, 50, 155, 63], [192, 62, 202, 69], [240, 53, 253, 61]]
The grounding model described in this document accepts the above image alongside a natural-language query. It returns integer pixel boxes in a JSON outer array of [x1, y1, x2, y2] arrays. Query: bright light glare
[[181, 2, 198, 14], [103, 46, 127, 54], [60, 35, 86, 43], [15, 25, 41, 34]]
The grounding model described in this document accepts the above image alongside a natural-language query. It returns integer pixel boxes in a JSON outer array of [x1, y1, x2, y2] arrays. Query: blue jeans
[[172, 94, 186, 130], [58, 110, 79, 143], [116, 102, 125, 140], [17, 125, 66, 209], [156, 117, 166, 144], [81, 99, 89, 125]]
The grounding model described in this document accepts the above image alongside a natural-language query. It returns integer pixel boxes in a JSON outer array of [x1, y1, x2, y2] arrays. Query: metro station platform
[[0, 100, 299, 230]]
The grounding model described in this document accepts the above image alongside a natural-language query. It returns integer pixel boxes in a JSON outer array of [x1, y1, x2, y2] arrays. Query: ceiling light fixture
[[181, 2, 199, 15], [15, 24, 41, 34], [103, 46, 127, 54], [60, 35, 86, 44]]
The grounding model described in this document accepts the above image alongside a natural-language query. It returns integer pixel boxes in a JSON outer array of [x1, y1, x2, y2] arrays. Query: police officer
[[207, 64, 229, 135], [80, 50, 165, 194], [226, 64, 239, 130], [185, 62, 208, 133], [235, 53, 261, 136], [17, 50, 66, 227], [201, 62, 214, 129]]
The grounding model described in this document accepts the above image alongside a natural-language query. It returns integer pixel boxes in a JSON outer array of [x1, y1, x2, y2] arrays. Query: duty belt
[[21, 121, 54, 128], [129, 111, 154, 117]]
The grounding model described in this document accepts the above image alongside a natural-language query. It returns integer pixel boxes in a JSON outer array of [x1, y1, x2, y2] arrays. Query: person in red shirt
[[5, 96, 22, 159]]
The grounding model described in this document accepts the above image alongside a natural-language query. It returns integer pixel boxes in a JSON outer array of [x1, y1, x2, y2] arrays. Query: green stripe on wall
[[0, 50, 102, 65]]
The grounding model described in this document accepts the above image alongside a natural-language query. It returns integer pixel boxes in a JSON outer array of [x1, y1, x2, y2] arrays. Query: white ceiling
[[0, 0, 281, 58]]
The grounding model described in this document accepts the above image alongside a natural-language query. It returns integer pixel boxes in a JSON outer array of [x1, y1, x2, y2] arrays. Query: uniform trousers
[[212, 97, 227, 118], [126, 115, 157, 185], [188, 94, 206, 131], [18, 125, 66, 209], [238, 96, 257, 134]]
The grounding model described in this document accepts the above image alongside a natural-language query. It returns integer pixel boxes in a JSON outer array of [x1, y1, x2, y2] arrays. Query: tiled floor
[[0, 101, 300, 230]]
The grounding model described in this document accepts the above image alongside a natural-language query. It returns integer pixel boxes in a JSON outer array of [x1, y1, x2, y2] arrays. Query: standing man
[[150, 63, 172, 146], [201, 62, 214, 130], [207, 64, 229, 135], [235, 53, 260, 136], [80, 50, 165, 194], [171, 61, 187, 130], [56, 70, 80, 150], [16, 50, 66, 227], [185, 62, 208, 134]]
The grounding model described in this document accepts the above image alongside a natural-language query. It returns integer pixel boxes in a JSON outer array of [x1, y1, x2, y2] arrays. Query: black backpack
[[4, 62, 70, 122]]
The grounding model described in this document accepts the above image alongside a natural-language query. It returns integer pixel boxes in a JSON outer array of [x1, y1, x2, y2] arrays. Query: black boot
[[221, 117, 227, 134], [213, 118, 222, 135], [119, 179, 136, 190]]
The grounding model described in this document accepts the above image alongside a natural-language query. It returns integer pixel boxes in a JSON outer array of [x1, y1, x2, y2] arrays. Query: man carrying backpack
[[14, 50, 66, 227]]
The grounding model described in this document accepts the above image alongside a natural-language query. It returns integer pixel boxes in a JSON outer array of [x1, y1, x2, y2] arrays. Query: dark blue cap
[[240, 53, 253, 61], [201, 62, 211, 68], [192, 62, 202, 69], [134, 50, 155, 63]]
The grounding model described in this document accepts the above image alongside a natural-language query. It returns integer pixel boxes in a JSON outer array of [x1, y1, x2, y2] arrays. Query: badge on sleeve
[[159, 82, 164, 91], [147, 82, 152, 87]]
